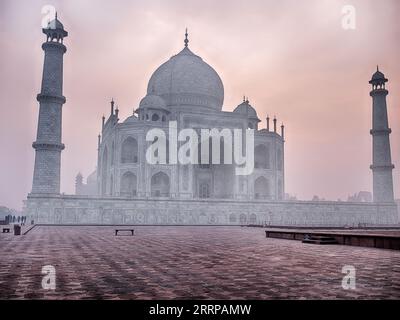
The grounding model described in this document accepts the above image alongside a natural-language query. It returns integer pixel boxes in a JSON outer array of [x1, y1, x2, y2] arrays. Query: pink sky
[[0, 0, 399, 210]]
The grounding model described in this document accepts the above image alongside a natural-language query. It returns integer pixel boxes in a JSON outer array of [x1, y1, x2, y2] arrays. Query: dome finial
[[377, 65, 379, 72], [184, 28, 189, 47], [55, 11, 58, 20]]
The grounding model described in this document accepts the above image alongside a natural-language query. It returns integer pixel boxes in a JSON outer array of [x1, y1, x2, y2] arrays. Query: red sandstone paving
[[0, 226, 399, 299]]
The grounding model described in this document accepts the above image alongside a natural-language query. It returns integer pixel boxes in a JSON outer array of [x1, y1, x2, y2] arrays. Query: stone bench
[[115, 229, 134, 236]]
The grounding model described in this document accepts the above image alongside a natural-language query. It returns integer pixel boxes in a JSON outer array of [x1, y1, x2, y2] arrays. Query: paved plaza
[[1, 226, 400, 299]]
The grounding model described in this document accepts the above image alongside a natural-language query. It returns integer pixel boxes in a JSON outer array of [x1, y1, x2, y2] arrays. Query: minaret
[[369, 67, 394, 203], [31, 14, 68, 194]]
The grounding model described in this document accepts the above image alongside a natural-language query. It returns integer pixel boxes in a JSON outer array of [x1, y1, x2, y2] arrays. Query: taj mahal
[[78, 29, 284, 202], [24, 15, 398, 226]]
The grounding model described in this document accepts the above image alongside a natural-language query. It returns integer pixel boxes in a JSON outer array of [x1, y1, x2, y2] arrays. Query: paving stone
[[0, 226, 399, 299]]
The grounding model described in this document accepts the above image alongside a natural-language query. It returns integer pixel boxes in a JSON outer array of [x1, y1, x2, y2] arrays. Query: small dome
[[372, 70, 385, 81], [46, 12, 65, 30], [48, 18, 65, 30], [233, 100, 258, 119], [139, 94, 167, 110], [124, 115, 139, 124], [42, 14, 68, 38], [369, 66, 388, 84]]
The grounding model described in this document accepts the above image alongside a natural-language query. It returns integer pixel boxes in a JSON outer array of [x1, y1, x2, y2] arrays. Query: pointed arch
[[121, 137, 138, 164], [120, 172, 137, 197], [199, 182, 210, 198], [151, 171, 170, 197], [249, 213, 257, 224], [254, 176, 270, 199]]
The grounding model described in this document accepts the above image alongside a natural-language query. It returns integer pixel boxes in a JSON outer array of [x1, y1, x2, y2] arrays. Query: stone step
[[302, 239, 339, 245], [302, 235, 339, 245], [308, 235, 337, 240]]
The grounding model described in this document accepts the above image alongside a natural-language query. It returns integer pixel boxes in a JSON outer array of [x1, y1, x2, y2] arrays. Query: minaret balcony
[[37, 94, 66, 104], [32, 141, 65, 151], [41, 41, 67, 53], [370, 164, 395, 170], [370, 128, 392, 135], [370, 89, 388, 97]]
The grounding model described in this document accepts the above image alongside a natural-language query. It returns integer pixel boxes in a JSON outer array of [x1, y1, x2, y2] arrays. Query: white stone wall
[[25, 195, 399, 226]]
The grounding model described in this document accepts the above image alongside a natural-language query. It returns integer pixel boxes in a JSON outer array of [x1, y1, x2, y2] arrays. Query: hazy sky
[[0, 0, 399, 210]]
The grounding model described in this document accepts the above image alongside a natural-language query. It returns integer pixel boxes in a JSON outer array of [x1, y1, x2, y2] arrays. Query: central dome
[[147, 45, 224, 112]]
